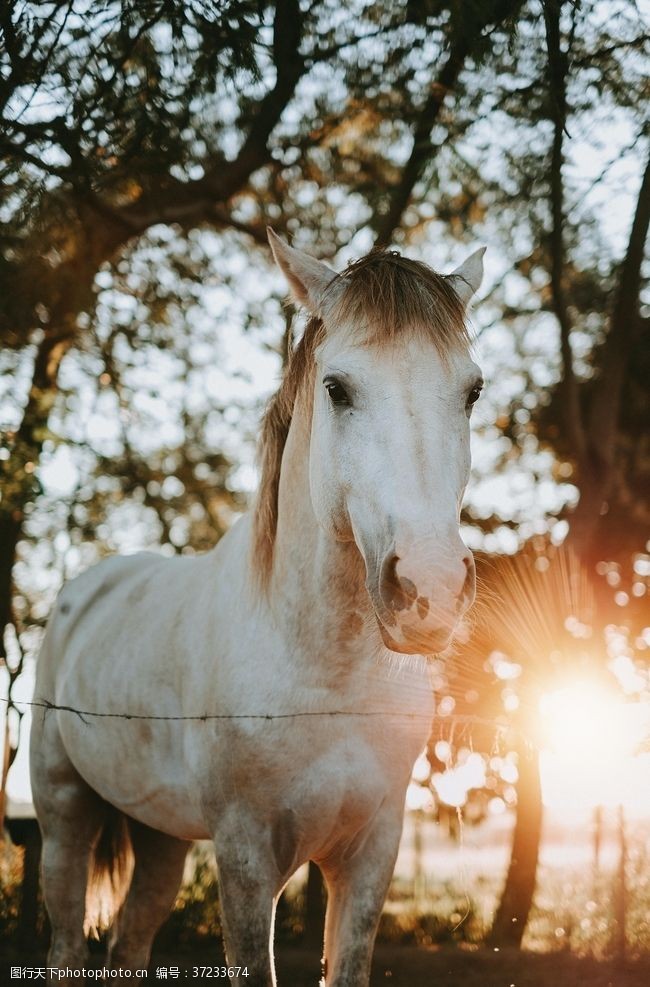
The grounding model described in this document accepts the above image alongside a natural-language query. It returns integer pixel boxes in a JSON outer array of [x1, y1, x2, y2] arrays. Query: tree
[[0, 0, 523, 824], [479, 1, 649, 945], [1, 0, 647, 959]]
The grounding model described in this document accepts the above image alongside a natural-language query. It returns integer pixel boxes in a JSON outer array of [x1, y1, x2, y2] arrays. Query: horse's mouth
[[375, 615, 455, 656]]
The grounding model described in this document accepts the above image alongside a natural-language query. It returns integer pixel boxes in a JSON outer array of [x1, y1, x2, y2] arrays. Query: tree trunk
[[0, 705, 11, 843], [0, 515, 21, 664], [487, 738, 543, 948], [0, 314, 93, 832]]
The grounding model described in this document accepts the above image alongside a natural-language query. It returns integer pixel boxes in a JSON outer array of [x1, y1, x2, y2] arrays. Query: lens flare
[[539, 680, 650, 814], [540, 681, 644, 761]]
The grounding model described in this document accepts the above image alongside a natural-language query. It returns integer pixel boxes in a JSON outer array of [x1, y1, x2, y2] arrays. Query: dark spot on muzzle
[[393, 575, 418, 611], [399, 576, 418, 610], [416, 595, 429, 620]]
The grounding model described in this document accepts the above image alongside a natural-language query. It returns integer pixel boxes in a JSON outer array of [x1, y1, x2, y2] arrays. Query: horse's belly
[[58, 714, 210, 840]]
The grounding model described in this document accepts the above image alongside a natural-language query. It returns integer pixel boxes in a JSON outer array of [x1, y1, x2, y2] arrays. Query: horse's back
[[34, 551, 166, 694]]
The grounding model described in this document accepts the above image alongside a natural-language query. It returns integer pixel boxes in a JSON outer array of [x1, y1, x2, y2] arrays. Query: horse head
[[266, 230, 484, 655]]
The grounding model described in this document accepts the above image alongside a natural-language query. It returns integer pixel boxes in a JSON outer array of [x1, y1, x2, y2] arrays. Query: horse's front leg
[[321, 803, 404, 987], [214, 815, 286, 987]]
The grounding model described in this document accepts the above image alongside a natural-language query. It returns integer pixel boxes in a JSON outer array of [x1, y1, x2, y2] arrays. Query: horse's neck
[[251, 401, 432, 716], [269, 404, 376, 666]]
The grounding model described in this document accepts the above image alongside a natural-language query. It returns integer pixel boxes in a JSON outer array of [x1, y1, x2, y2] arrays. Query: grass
[[0, 837, 23, 944]]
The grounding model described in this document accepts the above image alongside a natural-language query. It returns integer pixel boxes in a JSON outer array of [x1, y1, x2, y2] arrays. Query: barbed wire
[[5, 697, 648, 755], [0, 695, 502, 731]]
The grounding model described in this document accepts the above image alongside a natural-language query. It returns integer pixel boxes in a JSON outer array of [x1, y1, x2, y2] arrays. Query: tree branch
[[589, 146, 650, 463], [543, 0, 587, 466], [373, 0, 524, 246], [121, 0, 306, 229], [373, 45, 467, 246]]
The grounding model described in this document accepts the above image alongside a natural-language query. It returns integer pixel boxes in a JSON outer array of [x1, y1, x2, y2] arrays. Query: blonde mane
[[252, 249, 471, 585]]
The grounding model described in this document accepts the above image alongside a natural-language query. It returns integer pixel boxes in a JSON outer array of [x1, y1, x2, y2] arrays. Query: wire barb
[[0, 695, 500, 729]]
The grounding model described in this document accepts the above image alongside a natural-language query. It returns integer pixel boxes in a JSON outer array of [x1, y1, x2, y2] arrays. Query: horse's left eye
[[466, 383, 482, 410], [325, 379, 350, 407]]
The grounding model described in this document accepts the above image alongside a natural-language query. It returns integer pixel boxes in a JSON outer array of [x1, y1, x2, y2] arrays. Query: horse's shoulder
[[51, 552, 164, 631]]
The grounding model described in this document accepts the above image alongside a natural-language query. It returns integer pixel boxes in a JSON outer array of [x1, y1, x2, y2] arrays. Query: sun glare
[[539, 680, 650, 815], [540, 682, 642, 762]]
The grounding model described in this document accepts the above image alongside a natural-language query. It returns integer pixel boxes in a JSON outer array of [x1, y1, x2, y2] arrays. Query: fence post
[[613, 803, 627, 960], [413, 810, 425, 903], [591, 803, 602, 884]]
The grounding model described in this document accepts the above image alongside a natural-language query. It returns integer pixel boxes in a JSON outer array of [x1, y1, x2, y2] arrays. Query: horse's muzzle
[[368, 544, 475, 655]]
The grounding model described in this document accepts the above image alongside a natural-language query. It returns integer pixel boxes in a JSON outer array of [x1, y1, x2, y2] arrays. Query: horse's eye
[[325, 378, 350, 407], [466, 383, 482, 410]]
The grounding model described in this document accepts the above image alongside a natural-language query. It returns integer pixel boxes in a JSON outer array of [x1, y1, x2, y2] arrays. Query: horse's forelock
[[252, 251, 470, 588], [328, 250, 470, 352]]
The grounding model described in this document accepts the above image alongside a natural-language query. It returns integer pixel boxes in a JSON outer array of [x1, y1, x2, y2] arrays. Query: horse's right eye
[[324, 379, 350, 407]]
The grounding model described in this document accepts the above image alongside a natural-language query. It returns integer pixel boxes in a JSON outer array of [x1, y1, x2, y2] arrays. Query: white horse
[[30, 230, 484, 986]]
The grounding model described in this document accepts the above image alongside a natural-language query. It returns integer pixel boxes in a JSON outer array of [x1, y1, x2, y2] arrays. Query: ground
[[236, 945, 650, 986], [3, 945, 650, 986]]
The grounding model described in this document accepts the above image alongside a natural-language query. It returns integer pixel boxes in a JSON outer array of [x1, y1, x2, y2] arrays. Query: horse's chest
[[238, 722, 419, 863]]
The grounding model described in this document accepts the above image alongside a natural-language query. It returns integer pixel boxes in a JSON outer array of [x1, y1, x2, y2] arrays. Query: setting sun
[[539, 681, 650, 815], [540, 682, 643, 761]]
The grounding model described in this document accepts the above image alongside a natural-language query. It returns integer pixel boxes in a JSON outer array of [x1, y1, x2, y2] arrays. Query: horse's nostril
[[379, 554, 399, 610], [379, 554, 417, 612], [460, 557, 474, 603], [380, 551, 473, 615]]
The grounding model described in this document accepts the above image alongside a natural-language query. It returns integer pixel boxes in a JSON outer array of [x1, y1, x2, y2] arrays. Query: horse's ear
[[449, 247, 485, 306], [267, 228, 337, 314]]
